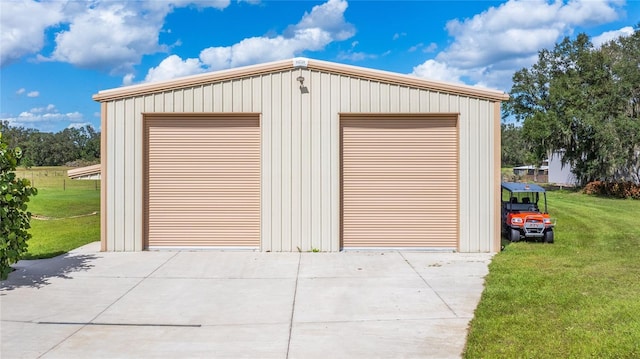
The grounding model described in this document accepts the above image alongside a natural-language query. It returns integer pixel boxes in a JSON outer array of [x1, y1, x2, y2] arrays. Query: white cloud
[[1, 104, 84, 130], [408, 42, 438, 53], [408, 43, 422, 53], [393, 32, 407, 40], [143, 0, 355, 82], [15, 88, 39, 97], [424, 43, 438, 53], [0, 1, 66, 66], [22, 105, 55, 117], [168, 0, 230, 8], [410, 60, 466, 84], [122, 73, 136, 86], [411, 0, 625, 91], [336, 39, 378, 61], [42, 2, 170, 73], [145, 55, 206, 82], [288, 0, 354, 41], [557, 0, 622, 24], [30, 104, 55, 113], [440, 0, 623, 68], [66, 111, 84, 120], [2, 1, 232, 73], [198, 47, 233, 70], [337, 51, 377, 62], [592, 26, 635, 47]]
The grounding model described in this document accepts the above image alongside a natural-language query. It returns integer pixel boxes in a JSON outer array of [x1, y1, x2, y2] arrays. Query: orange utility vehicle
[[501, 182, 555, 243]]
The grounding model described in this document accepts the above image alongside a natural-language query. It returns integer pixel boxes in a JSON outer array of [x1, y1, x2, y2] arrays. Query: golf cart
[[501, 182, 555, 243]]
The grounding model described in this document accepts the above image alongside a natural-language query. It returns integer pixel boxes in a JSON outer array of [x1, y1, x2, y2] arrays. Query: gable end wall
[[101, 68, 499, 252]]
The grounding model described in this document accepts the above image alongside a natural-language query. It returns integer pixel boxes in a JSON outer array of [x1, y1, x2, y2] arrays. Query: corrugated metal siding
[[144, 116, 260, 248], [341, 116, 458, 248], [101, 66, 499, 253], [458, 98, 496, 252]]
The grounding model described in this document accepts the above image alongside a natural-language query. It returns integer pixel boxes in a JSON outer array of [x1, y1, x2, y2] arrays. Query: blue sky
[[1, 0, 637, 133]]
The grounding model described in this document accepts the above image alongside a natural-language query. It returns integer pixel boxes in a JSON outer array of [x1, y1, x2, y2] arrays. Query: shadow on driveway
[[1, 253, 96, 291]]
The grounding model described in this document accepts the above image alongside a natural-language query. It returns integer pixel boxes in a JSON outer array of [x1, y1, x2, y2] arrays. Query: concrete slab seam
[[285, 251, 302, 359], [282, 317, 471, 325], [398, 251, 459, 317], [38, 251, 182, 357], [37, 321, 202, 328]]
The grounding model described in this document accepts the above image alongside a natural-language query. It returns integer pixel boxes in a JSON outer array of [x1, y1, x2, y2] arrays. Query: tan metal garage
[[341, 114, 458, 248], [93, 57, 508, 253], [144, 114, 260, 249]]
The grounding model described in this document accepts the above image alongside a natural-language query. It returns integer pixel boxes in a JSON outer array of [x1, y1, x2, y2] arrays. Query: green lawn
[[14, 167, 100, 259], [464, 190, 640, 358]]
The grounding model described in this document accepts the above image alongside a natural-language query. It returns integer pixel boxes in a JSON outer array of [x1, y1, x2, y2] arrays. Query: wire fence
[[13, 168, 100, 191]]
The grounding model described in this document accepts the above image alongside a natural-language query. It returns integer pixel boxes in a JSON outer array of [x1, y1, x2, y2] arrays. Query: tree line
[[503, 26, 639, 186], [0, 121, 100, 167]]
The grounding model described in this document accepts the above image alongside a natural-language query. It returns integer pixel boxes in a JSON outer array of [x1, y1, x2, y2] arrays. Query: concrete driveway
[[1, 243, 492, 359]]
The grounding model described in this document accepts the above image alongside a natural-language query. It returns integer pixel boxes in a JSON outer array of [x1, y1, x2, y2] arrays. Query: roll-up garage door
[[341, 114, 458, 248], [144, 114, 260, 248]]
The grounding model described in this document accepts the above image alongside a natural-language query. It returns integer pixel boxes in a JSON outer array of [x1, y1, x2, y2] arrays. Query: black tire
[[544, 230, 554, 244], [510, 228, 521, 242]]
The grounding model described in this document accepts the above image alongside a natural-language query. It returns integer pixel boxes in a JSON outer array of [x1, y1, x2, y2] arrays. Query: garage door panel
[[149, 183, 259, 189], [145, 116, 260, 248], [341, 116, 458, 248]]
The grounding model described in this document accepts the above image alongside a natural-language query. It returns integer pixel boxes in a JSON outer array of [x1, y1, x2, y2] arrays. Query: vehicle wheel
[[510, 228, 521, 242], [544, 230, 554, 244]]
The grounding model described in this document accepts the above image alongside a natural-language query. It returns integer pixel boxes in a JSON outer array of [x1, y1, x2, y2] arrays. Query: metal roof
[[67, 164, 101, 179], [501, 182, 546, 193], [93, 57, 509, 102]]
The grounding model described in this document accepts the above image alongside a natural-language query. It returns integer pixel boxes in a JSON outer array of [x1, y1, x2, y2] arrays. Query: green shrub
[[1, 132, 38, 279]]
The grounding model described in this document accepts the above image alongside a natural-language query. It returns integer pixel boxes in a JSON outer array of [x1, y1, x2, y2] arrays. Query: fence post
[[63, 178, 66, 191]]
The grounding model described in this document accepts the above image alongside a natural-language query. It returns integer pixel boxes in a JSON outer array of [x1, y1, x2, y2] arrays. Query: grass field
[[14, 167, 100, 259], [464, 190, 640, 358]]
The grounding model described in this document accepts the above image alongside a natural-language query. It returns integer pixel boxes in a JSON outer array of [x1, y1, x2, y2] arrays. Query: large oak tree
[[504, 28, 640, 186]]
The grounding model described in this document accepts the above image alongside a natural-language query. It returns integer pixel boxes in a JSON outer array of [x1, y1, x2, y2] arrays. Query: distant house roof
[[67, 164, 101, 180], [513, 165, 548, 170]]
